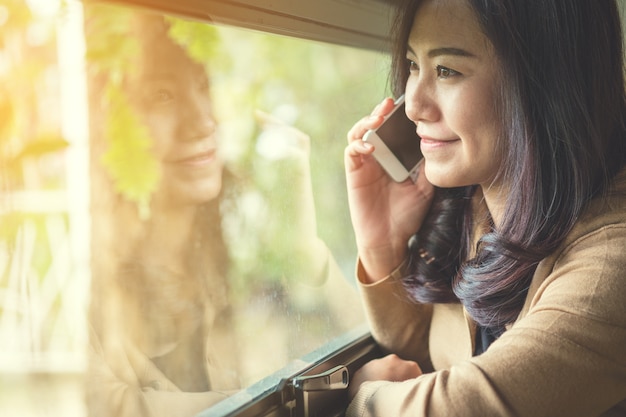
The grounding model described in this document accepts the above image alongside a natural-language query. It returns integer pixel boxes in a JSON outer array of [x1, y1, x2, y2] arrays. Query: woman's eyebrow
[[142, 73, 176, 82], [429, 47, 475, 58], [407, 45, 476, 59]]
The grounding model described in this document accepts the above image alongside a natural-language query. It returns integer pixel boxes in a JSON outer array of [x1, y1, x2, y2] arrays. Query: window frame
[[198, 325, 382, 417], [85, 0, 395, 51]]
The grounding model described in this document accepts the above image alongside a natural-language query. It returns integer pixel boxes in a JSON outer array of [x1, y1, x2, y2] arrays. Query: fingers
[[344, 139, 375, 175], [347, 97, 396, 144], [382, 354, 422, 380], [345, 97, 397, 175], [348, 354, 423, 400], [345, 139, 373, 157], [370, 97, 397, 117], [255, 109, 311, 158], [346, 114, 382, 145]]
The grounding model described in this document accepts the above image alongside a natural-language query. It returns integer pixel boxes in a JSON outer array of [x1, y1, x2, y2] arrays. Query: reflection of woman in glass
[[87, 11, 240, 416]]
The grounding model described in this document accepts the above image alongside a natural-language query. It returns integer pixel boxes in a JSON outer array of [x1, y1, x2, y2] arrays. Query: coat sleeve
[[356, 259, 433, 370], [348, 224, 626, 417], [86, 326, 233, 417]]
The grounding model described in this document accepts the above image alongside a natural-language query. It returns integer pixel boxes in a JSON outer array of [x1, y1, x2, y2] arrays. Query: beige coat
[[86, 269, 241, 417], [87, 326, 239, 417], [348, 171, 626, 417]]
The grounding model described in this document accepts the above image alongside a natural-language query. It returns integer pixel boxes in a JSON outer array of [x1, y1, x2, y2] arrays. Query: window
[[0, 0, 394, 416]]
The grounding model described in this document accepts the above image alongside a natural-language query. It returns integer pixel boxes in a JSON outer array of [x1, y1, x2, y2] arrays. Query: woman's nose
[[404, 76, 439, 124], [178, 94, 216, 141]]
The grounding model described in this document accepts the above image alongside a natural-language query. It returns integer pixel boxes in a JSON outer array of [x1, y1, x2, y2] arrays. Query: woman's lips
[[419, 135, 460, 151], [170, 150, 217, 166]]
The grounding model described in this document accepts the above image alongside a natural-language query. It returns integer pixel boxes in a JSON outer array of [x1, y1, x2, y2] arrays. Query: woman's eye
[[151, 89, 173, 103], [436, 65, 459, 79], [198, 78, 210, 93], [407, 60, 418, 72]]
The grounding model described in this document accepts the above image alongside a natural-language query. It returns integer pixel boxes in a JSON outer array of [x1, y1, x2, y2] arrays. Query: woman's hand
[[344, 98, 435, 283], [348, 354, 423, 400]]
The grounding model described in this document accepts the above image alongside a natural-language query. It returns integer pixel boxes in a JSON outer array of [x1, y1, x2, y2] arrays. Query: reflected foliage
[[100, 85, 160, 217]]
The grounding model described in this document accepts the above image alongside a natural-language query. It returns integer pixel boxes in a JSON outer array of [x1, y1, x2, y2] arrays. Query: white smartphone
[[363, 95, 422, 182]]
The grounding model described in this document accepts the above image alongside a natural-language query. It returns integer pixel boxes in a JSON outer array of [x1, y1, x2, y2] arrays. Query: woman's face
[[130, 36, 223, 207], [405, 0, 502, 189]]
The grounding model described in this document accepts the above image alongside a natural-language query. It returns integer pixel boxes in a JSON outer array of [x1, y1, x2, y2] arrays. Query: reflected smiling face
[[130, 34, 223, 208], [404, 0, 502, 189]]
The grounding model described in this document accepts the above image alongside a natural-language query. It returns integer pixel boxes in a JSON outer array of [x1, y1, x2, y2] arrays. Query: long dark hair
[[394, 0, 626, 332]]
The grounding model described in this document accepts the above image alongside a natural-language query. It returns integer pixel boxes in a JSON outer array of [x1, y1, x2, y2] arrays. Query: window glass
[[0, 1, 389, 416]]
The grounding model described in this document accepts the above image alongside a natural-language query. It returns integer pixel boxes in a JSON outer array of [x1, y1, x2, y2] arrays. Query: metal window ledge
[[197, 324, 381, 417]]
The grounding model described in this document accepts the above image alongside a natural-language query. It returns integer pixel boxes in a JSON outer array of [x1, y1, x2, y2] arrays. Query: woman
[[86, 11, 240, 417], [344, 0, 626, 415], [86, 8, 363, 417]]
